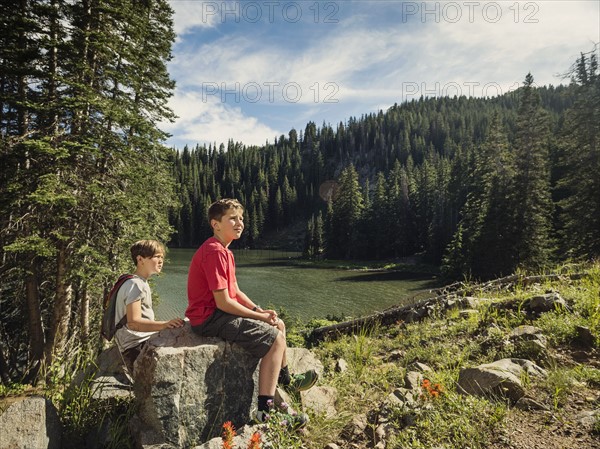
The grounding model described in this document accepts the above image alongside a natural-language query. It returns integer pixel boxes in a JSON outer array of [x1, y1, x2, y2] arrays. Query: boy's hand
[[260, 310, 278, 325], [164, 318, 185, 329]]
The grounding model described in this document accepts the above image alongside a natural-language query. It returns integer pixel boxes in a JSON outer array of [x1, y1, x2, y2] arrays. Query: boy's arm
[[213, 289, 277, 325], [126, 300, 184, 332], [234, 284, 259, 310]]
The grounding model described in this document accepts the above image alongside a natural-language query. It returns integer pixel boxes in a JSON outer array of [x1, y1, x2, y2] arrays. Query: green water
[[153, 248, 439, 322]]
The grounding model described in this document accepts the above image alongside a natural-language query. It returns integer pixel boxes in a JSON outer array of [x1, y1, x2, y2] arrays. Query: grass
[[295, 261, 600, 449]]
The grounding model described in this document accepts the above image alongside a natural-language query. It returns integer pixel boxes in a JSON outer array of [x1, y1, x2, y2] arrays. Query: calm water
[[153, 248, 439, 322]]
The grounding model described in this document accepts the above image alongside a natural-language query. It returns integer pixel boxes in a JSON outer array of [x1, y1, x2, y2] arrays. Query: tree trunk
[[79, 287, 90, 346], [0, 345, 10, 384], [24, 258, 44, 384], [44, 245, 73, 370]]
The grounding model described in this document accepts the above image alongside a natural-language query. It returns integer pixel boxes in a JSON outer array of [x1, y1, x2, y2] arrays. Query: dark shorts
[[121, 341, 147, 374], [191, 309, 278, 359]]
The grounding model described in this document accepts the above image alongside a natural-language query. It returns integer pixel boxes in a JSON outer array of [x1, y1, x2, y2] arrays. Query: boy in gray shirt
[[115, 240, 184, 372]]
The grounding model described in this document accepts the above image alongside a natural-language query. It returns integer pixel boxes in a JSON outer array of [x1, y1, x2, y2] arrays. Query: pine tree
[[511, 73, 554, 271], [558, 50, 600, 258], [326, 165, 364, 258], [443, 114, 515, 279]]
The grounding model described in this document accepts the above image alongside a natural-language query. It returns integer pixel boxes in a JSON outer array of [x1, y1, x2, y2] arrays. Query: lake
[[153, 248, 439, 322]]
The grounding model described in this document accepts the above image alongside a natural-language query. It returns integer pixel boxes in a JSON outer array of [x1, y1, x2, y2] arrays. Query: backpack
[[101, 274, 135, 341]]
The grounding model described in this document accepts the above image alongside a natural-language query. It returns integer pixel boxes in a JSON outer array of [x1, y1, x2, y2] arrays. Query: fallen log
[[307, 295, 440, 344]]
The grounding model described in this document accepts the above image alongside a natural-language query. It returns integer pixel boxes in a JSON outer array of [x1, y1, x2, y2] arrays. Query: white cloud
[[165, 0, 599, 147], [162, 90, 282, 147], [170, 0, 221, 37]]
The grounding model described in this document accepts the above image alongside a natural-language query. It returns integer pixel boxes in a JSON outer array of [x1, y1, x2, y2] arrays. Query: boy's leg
[[275, 319, 288, 376], [258, 331, 285, 396], [191, 309, 283, 396], [274, 318, 318, 393]]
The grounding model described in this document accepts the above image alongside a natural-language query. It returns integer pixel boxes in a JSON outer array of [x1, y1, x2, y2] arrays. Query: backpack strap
[[111, 274, 136, 329]]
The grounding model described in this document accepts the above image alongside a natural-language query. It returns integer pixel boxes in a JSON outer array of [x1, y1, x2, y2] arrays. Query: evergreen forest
[[169, 59, 600, 280], [0, 0, 598, 388]]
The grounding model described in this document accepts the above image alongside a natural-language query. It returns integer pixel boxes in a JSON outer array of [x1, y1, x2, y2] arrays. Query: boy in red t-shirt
[[186, 198, 317, 428]]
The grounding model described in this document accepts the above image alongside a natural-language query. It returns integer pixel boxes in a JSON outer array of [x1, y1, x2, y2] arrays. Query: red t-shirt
[[186, 237, 239, 326]]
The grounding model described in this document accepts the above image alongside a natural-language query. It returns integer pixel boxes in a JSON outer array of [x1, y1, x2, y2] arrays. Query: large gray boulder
[[457, 358, 547, 402], [129, 324, 324, 448], [0, 396, 62, 449], [131, 323, 260, 448]]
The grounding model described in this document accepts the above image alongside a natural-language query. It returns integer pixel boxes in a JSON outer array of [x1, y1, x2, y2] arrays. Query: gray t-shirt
[[114, 276, 157, 351]]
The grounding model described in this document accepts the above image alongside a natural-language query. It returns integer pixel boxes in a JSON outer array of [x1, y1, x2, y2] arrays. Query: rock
[[525, 292, 568, 315], [324, 444, 341, 449], [335, 358, 349, 373], [575, 325, 596, 348], [457, 358, 547, 403], [404, 362, 432, 390], [507, 327, 550, 364], [70, 345, 133, 400], [572, 350, 592, 363], [458, 296, 491, 309], [302, 386, 338, 418], [342, 413, 369, 440], [131, 323, 261, 448], [515, 396, 550, 411], [274, 385, 293, 409], [404, 371, 425, 391], [381, 387, 418, 417], [287, 346, 324, 378], [576, 410, 599, 429], [383, 349, 405, 362], [383, 389, 405, 408], [0, 396, 62, 449], [374, 422, 395, 444], [404, 305, 430, 323], [408, 362, 432, 373], [508, 325, 545, 342], [130, 323, 320, 448]]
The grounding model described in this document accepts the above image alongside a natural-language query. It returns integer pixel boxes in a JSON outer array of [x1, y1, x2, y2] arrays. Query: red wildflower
[[246, 431, 262, 449], [421, 378, 444, 400], [222, 421, 236, 449]]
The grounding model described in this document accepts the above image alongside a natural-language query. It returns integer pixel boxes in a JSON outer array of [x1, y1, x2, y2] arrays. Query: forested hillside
[[170, 52, 599, 280], [0, 0, 597, 390]]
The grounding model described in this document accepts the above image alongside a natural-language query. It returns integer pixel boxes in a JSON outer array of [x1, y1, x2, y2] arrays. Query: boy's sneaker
[[254, 409, 309, 430], [284, 369, 318, 393]]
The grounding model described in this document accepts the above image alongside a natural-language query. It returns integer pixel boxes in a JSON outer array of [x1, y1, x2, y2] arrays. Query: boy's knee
[[273, 331, 285, 349], [276, 319, 286, 333]]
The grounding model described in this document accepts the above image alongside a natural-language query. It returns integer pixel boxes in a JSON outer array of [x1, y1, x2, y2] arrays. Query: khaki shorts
[[191, 309, 278, 358]]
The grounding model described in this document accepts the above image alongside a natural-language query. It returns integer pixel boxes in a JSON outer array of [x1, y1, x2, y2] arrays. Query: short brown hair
[[208, 198, 244, 223], [130, 240, 166, 265]]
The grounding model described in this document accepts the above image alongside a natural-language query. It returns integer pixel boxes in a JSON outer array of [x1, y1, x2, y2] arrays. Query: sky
[[161, 0, 600, 149]]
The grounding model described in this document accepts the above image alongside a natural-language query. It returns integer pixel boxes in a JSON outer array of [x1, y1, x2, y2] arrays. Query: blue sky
[[162, 1, 600, 149]]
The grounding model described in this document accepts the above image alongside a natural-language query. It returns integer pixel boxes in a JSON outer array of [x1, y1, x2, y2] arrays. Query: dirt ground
[[490, 347, 600, 449]]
